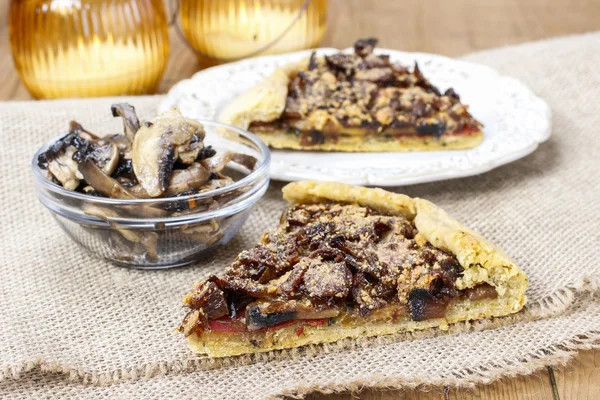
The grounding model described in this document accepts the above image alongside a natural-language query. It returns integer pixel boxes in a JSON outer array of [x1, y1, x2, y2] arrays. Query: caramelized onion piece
[[464, 283, 498, 301], [408, 288, 448, 321], [183, 281, 229, 320]]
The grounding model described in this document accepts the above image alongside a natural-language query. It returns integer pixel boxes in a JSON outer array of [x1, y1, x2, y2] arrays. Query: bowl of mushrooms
[[31, 104, 270, 269]]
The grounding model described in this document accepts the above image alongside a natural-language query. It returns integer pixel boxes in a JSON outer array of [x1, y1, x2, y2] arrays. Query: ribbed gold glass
[[9, 0, 170, 99], [179, 0, 327, 67]]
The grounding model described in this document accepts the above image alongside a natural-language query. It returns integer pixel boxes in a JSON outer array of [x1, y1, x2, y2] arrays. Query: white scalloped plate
[[159, 48, 552, 186]]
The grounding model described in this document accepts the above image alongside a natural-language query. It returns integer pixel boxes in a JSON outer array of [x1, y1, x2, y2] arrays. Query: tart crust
[[219, 59, 308, 131], [185, 181, 528, 357], [250, 129, 483, 152]]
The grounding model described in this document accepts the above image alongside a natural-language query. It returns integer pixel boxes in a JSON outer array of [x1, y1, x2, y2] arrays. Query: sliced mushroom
[[128, 184, 150, 198], [38, 127, 91, 190], [86, 140, 119, 175], [111, 103, 141, 143], [47, 146, 83, 190], [201, 151, 257, 173], [112, 159, 137, 187], [83, 204, 158, 261], [131, 107, 203, 197], [106, 133, 132, 160], [245, 299, 341, 330], [69, 121, 99, 141], [40, 121, 122, 189], [78, 159, 136, 199], [181, 218, 224, 245], [177, 123, 206, 165], [163, 163, 210, 197]]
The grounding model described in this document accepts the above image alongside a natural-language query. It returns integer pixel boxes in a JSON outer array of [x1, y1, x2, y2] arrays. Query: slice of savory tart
[[220, 38, 483, 152], [179, 181, 527, 357]]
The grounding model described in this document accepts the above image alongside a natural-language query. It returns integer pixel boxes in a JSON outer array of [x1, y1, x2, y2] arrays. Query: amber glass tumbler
[[9, 0, 170, 99], [179, 0, 327, 67]]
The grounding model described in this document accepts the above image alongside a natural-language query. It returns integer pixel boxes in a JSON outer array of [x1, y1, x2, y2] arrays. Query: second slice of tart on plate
[[179, 181, 527, 357], [220, 38, 483, 152]]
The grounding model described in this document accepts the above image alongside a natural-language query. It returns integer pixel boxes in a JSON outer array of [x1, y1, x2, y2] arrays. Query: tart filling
[[179, 182, 526, 357], [221, 38, 483, 152]]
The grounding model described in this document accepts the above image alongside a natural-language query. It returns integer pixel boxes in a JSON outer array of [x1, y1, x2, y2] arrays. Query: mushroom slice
[[111, 103, 141, 143], [38, 127, 91, 190], [83, 204, 158, 261], [69, 121, 99, 141], [106, 133, 132, 160], [201, 152, 257, 173], [78, 159, 137, 199], [132, 107, 203, 197], [163, 163, 211, 197], [200, 176, 236, 192], [47, 146, 83, 190], [182, 218, 224, 245], [86, 140, 119, 175], [177, 125, 207, 165]]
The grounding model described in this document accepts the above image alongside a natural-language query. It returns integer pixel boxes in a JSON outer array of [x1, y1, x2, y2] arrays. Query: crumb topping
[[252, 38, 482, 141], [180, 202, 487, 336]]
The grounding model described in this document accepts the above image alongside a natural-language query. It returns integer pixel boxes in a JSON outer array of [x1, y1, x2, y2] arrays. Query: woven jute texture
[[2, 32, 600, 399]]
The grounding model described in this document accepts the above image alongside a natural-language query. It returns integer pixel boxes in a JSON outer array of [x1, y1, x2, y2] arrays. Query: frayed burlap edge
[[280, 333, 600, 399], [2, 274, 599, 391]]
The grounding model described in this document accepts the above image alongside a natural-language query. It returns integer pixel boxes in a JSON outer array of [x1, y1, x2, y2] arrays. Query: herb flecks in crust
[[180, 203, 494, 337], [251, 38, 482, 141]]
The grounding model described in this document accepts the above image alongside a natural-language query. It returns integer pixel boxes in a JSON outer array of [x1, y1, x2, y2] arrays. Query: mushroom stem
[[111, 103, 141, 143], [201, 152, 257, 173]]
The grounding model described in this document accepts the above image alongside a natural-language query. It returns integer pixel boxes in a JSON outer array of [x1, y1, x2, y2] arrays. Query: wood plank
[[555, 350, 600, 400]]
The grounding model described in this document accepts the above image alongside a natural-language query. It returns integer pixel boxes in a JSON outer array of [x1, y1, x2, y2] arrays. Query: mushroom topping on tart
[[221, 38, 483, 152], [37, 104, 257, 261], [179, 181, 527, 357]]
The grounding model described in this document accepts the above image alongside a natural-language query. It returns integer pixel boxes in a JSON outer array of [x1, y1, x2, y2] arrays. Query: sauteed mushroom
[[202, 151, 257, 173], [83, 204, 158, 261], [69, 121, 99, 141], [39, 122, 119, 189], [111, 103, 141, 142], [177, 129, 207, 165], [107, 133, 133, 160], [38, 103, 259, 263], [131, 107, 204, 197], [163, 163, 211, 197], [86, 140, 119, 175], [78, 159, 136, 199], [47, 146, 82, 190]]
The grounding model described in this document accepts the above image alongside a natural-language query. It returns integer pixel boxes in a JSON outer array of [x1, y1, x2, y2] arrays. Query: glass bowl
[[31, 120, 270, 269]]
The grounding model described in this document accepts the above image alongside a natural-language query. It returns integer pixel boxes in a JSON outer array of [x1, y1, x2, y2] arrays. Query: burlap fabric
[[1, 32, 599, 399]]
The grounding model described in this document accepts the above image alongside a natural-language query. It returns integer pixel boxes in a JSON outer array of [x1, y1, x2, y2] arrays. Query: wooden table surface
[[1, 0, 599, 398]]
